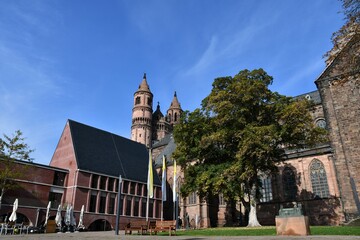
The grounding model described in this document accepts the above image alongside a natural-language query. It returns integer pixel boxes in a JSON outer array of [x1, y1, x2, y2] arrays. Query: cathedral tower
[[152, 102, 171, 142], [131, 73, 153, 148], [167, 91, 182, 126]]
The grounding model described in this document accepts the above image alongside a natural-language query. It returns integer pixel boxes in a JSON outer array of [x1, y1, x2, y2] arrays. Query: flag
[[161, 155, 167, 201], [147, 149, 154, 198], [173, 159, 177, 202]]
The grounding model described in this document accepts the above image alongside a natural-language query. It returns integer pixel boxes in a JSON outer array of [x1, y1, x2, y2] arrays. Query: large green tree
[[0, 130, 34, 209], [173, 69, 326, 226]]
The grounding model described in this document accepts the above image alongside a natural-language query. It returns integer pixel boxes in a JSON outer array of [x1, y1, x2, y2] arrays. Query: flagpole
[[146, 194, 149, 221], [161, 198, 164, 221], [161, 155, 167, 221], [115, 175, 122, 235]]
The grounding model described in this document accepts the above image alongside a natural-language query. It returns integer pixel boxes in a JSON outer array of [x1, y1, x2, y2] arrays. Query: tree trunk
[[247, 193, 261, 227]]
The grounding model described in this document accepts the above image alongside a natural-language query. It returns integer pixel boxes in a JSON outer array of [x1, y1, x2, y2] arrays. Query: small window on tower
[[135, 97, 141, 105], [174, 113, 177, 122], [148, 97, 152, 105]]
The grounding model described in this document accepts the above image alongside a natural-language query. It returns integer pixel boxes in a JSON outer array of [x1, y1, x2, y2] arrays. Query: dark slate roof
[[152, 134, 172, 148], [68, 120, 160, 185], [154, 134, 176, 168], [293, 90, 322, 105]]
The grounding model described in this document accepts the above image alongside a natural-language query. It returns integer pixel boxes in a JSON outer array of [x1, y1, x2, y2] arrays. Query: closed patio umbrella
[[9, 199, 18, 222], [44, 201, 51, 226], [77, 205, 85, 229], [55, 204, 62, 227], [70, 205, 76, 227], [65, 205, 71, 227]]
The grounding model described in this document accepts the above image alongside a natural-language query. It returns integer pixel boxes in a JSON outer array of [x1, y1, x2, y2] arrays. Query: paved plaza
[[0, 231, 359, 240]]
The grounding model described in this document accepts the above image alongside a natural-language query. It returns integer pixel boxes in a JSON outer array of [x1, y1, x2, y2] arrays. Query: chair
[[0, 223, 5, 235], [13, 223, 23, 234]]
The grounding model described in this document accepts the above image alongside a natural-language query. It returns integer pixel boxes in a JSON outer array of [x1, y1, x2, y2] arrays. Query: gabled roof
[[315, 32, 360, 84], [68, 119, 160, 185]]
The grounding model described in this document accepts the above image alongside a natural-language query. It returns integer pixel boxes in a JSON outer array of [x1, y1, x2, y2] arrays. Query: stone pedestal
[[275, 215, 310, 236]]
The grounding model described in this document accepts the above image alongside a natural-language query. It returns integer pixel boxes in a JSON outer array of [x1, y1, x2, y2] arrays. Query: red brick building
[[1, 120, 162, 231]]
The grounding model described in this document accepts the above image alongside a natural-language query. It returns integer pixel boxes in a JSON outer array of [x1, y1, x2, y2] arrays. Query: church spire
[[169, 91, 181, 108], [138, 72, 150, 92], [167, 91, 182, 126]]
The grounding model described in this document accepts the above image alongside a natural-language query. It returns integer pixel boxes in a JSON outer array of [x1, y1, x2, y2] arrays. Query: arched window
[[282, 167, 297, 201], [135, 96, 141, 105], [310, 159, 330, 198], [315, 118, 327, 129], [260, 177, 273, 202]]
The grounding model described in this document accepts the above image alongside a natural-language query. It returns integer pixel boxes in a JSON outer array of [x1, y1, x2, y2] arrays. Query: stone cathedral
[[131, 73, 182, 148], [129, 31, 360, 227]]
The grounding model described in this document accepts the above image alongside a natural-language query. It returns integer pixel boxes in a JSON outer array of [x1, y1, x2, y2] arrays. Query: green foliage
[[0, 130, 34, 208], [173, 69, 327, 207]]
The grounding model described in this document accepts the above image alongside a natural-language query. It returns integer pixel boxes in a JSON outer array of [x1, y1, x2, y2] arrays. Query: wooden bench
[[149, 220, 176, 236], [124, 220, 148, 235]]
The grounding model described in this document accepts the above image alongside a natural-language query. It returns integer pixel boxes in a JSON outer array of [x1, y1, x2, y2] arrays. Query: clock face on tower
[[316, 119, 326, 129]]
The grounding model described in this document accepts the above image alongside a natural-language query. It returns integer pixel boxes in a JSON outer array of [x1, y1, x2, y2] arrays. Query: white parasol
[[9, 198, 18, 222], [77, 205, 85, 229], [70, 205, 76, 226], [55, 204, 62, 227], [65, 204, 71, 226], [44, 201, 51, 226]]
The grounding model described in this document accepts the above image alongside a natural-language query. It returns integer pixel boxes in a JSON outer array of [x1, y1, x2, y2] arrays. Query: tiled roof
[[68, 120, 160, 185], [154, 134, 176, 168]]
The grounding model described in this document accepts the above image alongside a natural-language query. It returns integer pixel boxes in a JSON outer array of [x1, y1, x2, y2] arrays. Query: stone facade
[[315, 32, 360, 221]]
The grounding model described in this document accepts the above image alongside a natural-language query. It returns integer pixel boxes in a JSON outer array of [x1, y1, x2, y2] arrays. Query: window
[[99, 192, 107, 213], [260, 177, 273, 202], [137, 184, 143, 196], [125, 196, 132, 216], [108, 178, 115, 191], [89, 191, 97, 212], [310, 159, 330, 198], [147, 97, 152, 105], [315, 119, 327, 129], [91, 175, 99, 189], [133, 197, 140, 217], [100, 176, 106, 190], [141, 199, 147, 217], [282, 167, 297, 201], [174, 113, 177, 122], [130, 182, 136, 195], [188, 192, 196, 205], [135, 97, 141, 105], [148, 199, 154, 218], [123, 181, 129, 194], [219, 193, 225, 206], [108, 193, 116, 214], [48, 192, 62, 208], [53, 172, 66, 186]]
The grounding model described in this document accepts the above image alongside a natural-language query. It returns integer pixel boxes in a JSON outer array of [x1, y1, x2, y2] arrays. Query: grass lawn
[[158, 226, 360, 236]]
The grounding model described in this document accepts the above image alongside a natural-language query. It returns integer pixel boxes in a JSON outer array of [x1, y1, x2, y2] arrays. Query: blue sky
[[0, 0, 344, 165]]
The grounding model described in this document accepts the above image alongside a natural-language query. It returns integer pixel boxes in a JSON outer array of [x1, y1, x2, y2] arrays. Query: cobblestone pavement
[[0, 231, 359, 240]]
